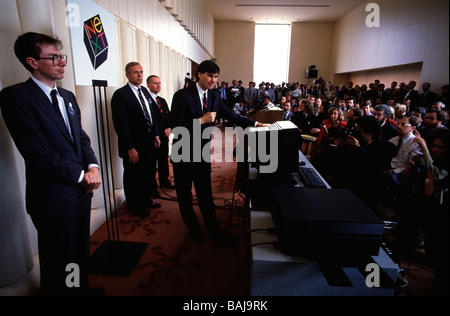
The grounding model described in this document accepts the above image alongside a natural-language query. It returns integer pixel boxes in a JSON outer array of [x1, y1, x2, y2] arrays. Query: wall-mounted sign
[[67, 0, 119, 86], [83, 14, 109, 70]]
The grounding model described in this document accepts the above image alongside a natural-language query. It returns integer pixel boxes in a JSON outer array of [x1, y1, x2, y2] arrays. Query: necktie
[[203, 92, 208, 113], [50, 89, 69, 128], [156, 97, 164, 117], [51, 90, 63, 121], [138, 88, 153, 132], [396, 138, 403, 154]]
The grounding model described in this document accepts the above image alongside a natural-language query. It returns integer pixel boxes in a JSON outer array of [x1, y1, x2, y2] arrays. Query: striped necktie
[[203, 92, 208, 113], [138, 88, 153, 132]]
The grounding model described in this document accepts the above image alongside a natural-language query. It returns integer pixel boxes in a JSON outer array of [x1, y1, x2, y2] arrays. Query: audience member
[[282, 100, 293, 120], [431, 101, 446, 111], [420, 109, 448, 139], [411, 107, 427, 135], [373, 104, 397, 141], [394, 103, 408, 121], [244, 81, 258, 111], [342, 96, 356, 120], [384, 115, 423, 246], [403, 80, 420, 107], [337, 116, 396, 209], [291, 98, 318, 155], [310, 107, 347, 177], [360, 99, 373, 117], [419, 82, 438, 108], [438, 84, 449, 108]]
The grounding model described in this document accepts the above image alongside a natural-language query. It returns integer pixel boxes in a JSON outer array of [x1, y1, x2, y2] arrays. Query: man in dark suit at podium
[[170, 60, 268, 242], [111, 62, 161, 219]]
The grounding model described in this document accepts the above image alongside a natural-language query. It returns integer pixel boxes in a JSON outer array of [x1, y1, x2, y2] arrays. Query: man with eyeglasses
[[420, 109, 448, 139], [388, 115, 422, 177], [384, 115, 424, 248], [0, 32, 103, 296]]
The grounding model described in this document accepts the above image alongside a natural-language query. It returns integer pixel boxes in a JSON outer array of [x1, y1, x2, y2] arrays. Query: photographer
[[335, 116, 396, 209]]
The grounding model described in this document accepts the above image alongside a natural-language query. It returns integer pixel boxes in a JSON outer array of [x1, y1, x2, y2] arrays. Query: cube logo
[[83, 14, 109, 70]]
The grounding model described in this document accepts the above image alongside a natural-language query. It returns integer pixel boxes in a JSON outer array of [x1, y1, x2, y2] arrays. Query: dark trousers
[[172, 161, 219, 233], [31, 192, 92, 296], [123, 154, 156, 211], [156, 137, 170, 185]]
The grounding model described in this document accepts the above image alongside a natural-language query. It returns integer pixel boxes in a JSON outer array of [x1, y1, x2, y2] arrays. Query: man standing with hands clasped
[[170, 60, 268, 243], [0, 32, 103, 296], [111, 62, 161, 219], [146, 75, 175, 189]]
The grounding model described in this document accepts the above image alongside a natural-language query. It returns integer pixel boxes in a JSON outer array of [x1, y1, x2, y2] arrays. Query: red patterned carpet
[[88, 159, 251, 296]]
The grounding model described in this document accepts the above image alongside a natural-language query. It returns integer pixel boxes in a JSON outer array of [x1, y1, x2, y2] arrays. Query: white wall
[[331, 0, 449, 89]]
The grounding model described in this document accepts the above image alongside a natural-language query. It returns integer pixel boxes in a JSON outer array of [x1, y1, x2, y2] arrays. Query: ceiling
[[206, 0, 368, 24]]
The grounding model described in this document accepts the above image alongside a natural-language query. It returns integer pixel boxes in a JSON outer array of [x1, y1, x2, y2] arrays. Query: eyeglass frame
[[36, 54, 68, 65]]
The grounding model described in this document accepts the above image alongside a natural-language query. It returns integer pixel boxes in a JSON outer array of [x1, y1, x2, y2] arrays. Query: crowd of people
[[219, 76, 448, 295]]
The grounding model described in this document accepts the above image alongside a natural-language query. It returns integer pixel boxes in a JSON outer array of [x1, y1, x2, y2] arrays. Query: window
[[254, 24, 291, 85]]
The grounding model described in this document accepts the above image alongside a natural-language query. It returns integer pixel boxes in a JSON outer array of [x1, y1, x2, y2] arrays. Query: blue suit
[[0, 78, 99, 295]]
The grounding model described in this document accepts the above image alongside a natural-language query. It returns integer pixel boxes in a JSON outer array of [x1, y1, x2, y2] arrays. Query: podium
[[245, 108, 284, 124]]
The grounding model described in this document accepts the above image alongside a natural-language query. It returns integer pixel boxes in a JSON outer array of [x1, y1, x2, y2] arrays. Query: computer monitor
[[247, 120, 301, 175]]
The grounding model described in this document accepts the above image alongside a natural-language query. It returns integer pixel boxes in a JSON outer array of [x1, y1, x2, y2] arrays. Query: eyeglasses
[[397, 123, 412, 127], [36, 54, 68, 65]]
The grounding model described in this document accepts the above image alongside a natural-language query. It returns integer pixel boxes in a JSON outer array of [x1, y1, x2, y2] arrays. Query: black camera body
[[342, 127, 360, 139]]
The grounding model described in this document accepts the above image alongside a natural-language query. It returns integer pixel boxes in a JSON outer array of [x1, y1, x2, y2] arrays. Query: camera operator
[[335, 116, 396, 210]]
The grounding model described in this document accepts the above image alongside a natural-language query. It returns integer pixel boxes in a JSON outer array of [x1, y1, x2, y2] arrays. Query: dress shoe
[[146, 201, 161, 209], [130, 209, 150, 219], [188, 229, 204, 242]]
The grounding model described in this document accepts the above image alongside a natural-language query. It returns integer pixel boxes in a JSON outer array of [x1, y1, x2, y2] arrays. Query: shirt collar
[[149, 91, 158, 101], [401, 133, 415, 142], [128, 82, 141, 93], [31, 76, 57, 99], [196, 83, 207, 96]]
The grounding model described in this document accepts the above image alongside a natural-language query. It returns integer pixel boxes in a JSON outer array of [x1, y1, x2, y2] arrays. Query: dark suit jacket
[[0, 78, 98, 216], [150, 95, 171, 139], [111, 84, 159, 159], [170, 83, 255, 161], [283, 111, 293, 120], [420, 90, 438, 108]]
